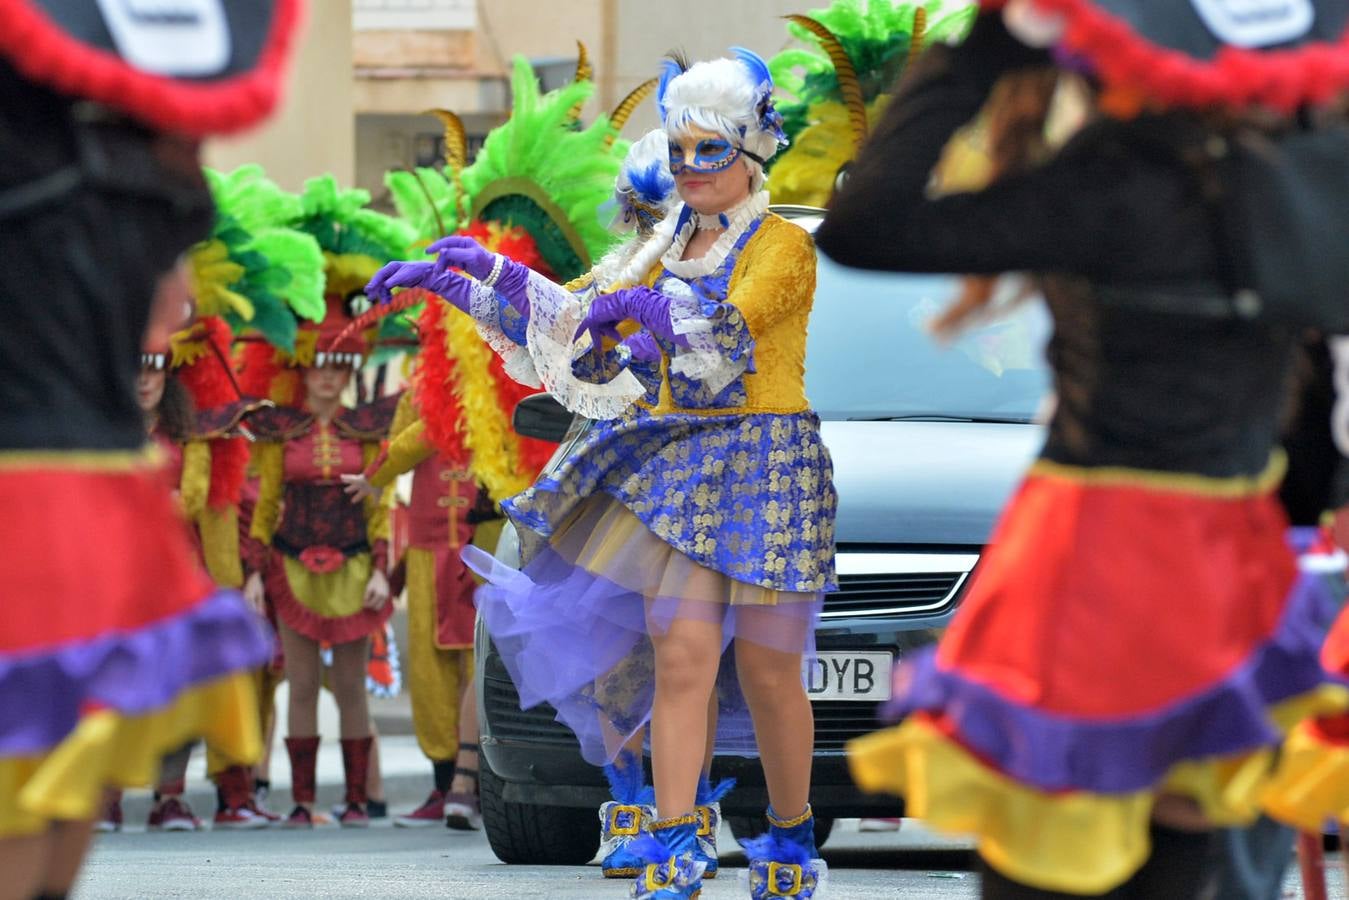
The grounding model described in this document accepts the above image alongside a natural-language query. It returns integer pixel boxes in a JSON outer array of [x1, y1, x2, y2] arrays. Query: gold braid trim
[[766, 804, 814, 829], [650, 813, 701, 831], [1028, 451, 1288, 499], [443, 310, 532, 503]]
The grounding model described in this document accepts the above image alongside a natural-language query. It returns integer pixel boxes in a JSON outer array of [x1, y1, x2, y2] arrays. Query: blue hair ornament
[[730, 45, 787, 145], [629, 159, 675, 205]]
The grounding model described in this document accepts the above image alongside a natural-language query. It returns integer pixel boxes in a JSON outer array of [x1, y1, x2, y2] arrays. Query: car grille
[[483, 677, 578, 747], [826, 571, 964, 617], [823, 551, 978, 619], [485, 676, 883, 752]]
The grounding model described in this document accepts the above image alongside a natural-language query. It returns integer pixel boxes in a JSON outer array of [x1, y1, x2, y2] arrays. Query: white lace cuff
[[520, 272, 646, 420], [664, 280, 754, 398]]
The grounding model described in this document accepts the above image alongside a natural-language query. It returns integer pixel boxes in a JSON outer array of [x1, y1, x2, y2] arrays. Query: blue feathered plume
[[655, 54, 688, 123], [740, 832, 812, 866], [696, 775, 736, 805], [629, 159, 675, 206], [730, 46, 773, 92], [603, 750, 654, 805]]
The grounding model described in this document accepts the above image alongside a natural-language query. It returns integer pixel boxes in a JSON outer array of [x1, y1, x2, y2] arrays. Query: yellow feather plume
[[605, 78, 658, 147], [568, 40, 593, 124], [443, 310, 532, 502], [910, 7, 928, 70], [786, 14, 867, 150], [426, 108, 469, 174]]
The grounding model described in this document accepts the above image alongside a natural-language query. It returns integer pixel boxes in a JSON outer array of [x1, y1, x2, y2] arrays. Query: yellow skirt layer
[[849, 686, 1347, 896], [0, 673, 262, 837], [282, 552, 372, 618], [1262, 719, 1349, 831]]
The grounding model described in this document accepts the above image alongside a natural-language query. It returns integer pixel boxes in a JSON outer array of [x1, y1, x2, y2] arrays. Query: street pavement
[[80, 817, 982, 899], [88, 680, 1345, 899], [76, 813, 1347, 899]]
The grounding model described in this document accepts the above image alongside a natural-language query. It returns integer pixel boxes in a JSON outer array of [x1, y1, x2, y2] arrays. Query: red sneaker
[[213, 806, 270, 830], [394, 791, 446, 828], [245, 798, 281, 824], [337, 804, 369, 828], [282, 806, 314, 829], [95, 797, 123, 833], [153, 798, 202, 832]]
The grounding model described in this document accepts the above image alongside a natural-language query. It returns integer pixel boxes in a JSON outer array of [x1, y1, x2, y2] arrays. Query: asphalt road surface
[[77, 817, 1347, 899]]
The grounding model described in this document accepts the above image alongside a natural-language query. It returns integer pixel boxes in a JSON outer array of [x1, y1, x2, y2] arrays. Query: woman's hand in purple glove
[[425, 235, 496, 280], [619, 331, 662, 365], [364, 261, 473, 314], [573, 286, 683, 346], [425, 235, 532, 316]]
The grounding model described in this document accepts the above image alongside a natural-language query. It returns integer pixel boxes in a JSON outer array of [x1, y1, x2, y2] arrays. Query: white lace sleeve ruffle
[[663, 280, 754, 398], [468, 271, 646, 421], [467, 281, 540, 388]]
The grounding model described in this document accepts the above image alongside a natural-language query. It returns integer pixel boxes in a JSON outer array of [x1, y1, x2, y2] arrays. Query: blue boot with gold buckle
[[600, 752, 656, 878], [694, 775, 735, 879], [740, 804, 828, 898], [630, 814, 706, 899]]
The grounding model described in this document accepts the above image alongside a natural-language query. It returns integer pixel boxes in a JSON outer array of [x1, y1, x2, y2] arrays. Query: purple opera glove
[[426, 235, 495, 279], [364, 261, 473, 314], [573, 286, 686, 349], [425, 235, 532, 316], [619, 330, 662, 365]]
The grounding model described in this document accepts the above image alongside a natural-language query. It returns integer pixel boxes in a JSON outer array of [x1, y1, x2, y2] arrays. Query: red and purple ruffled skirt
[[849, 458, 1346, 894], [0, 453, 272, 836]]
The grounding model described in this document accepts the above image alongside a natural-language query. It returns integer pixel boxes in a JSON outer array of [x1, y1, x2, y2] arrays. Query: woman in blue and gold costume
[[369, 49, 836, 900]]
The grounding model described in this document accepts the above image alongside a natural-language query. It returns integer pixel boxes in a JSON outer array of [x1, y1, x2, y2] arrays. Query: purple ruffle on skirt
[[466, 495, 824, 766], [883, 568, 1343, 795], [0, 589, 273, 757]]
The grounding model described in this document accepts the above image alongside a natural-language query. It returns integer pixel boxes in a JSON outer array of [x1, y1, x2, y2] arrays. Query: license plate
[[803, 652, 893, 702]]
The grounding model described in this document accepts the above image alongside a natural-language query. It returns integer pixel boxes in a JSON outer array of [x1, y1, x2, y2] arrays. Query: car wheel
[[726, 813, 835, 849], [479, 760, 601, 865]]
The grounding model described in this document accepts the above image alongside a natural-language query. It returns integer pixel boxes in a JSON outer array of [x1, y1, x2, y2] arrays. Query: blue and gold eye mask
[[668, 136, 767, 175]]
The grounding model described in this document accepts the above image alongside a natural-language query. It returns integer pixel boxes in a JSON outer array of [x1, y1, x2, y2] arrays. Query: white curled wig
[[657, 47, 787, 193]]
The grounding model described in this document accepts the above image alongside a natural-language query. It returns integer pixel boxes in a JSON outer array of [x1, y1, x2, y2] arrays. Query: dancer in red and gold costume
[[238, 174, 411, 829], [242, 298, 400, 830]]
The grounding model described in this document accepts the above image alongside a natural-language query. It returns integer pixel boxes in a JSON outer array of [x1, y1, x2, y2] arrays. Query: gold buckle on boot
[[607, 804, 644, 837], [645, 856, 677, 889], [766, 861, 803, 896], [695, 805, 713, 836]]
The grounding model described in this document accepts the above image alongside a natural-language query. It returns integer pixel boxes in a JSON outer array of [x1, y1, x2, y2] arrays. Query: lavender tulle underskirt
[[466, 494, 823, 765]]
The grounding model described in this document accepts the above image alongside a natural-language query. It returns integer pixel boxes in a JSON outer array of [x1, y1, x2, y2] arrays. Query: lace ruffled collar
[[661, 191, 770, 279]]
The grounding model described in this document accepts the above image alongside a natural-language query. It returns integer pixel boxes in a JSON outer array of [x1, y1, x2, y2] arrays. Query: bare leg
[[155, 743, 194, 798], [612, 689, 715, 781], [0, 832, 47, 900], [449, 660, 478, 796], [649, 616, 724, 819], [367, 723, 384, 803], [703, 691, 717, 779], [279, 623, 322, 741], [734, 631, 813, 820], [36, 820, 96, 898], [329, 638, 372, 740]]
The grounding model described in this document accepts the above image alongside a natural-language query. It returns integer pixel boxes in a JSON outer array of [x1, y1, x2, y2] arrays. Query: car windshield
[[805, 252, 1053, 423]]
